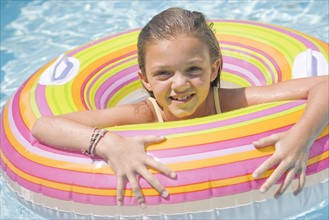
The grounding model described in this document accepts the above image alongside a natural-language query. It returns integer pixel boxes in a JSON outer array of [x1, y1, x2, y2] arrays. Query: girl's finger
[[294, 166, 306, 196], [141, 135, 166, 146], [137, 167, 169, 198], [253, 134, 279, 148], [253, 155, 278, 179], [259, 162, 288, 193], [127, 174, 146, 208], [116, 175, 124, 206], [145, 156, 176, 179], [275, 167, 296, 198]]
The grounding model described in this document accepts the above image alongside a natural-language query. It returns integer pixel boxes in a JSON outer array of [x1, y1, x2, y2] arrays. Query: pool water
[[0, 0, 328, 219]]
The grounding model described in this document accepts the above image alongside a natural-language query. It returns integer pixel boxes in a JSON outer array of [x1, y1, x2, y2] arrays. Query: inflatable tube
[[1, 20, 328, 219]]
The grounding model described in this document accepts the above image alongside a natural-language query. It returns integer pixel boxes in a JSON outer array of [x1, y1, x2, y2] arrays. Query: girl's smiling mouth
[[170, 94, 195, 102]]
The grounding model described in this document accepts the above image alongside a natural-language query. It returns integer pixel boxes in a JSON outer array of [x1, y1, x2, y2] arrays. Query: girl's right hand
[[95, 133, 176, 208]]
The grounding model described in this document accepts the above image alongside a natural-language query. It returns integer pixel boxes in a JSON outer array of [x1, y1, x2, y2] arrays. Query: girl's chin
[[167, 109, 196, 120]]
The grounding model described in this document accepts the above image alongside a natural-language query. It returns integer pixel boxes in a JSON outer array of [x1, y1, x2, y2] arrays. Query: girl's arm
[[221, 75, 328, 196], [31, 102, 176, 208], [251, 76, 328, 197]]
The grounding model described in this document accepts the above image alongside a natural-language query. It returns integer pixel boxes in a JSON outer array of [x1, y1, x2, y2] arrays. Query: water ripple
[[1, 1, 328, 108], [1, 0, 329, 218]]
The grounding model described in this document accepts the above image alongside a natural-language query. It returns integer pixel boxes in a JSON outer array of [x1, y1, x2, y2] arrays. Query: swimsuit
[[148, 87, 221, 122]]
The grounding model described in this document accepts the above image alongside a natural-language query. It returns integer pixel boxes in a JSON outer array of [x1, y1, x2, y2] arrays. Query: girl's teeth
[[175, 95, 190, 101]]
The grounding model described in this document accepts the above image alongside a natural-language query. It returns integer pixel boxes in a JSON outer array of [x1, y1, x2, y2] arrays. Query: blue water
[[0, 0, 328, 219]]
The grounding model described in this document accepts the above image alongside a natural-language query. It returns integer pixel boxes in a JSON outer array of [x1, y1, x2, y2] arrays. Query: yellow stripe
[[218, 34, 292, 81], [1, 148, 327, 196], [108, 101, 291, 131], [5, 88, 329, 174], [169, 151, 329, 194], [19, 63, 51, 129], [2, 104, 111, 173], [148, 108, 305, 150], [222, 44, 278, 83], [0, 152, 116, 196], [224, 50, 273, 84], [221, 72, 252, 87], [72, 45, 137, 110]]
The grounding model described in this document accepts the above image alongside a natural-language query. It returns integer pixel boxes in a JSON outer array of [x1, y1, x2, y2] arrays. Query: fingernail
[[117, 201, 122, 206], [260, 186, 267, 193], [252, 173, 259, 179], [161, 190, 169, 198], [140, 202, 146, 209], [275, 192, 281, 199], [170, 172, 177, 178]]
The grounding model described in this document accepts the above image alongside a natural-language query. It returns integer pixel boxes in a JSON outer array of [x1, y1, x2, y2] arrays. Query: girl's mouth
[[170, 94, 194, 102]]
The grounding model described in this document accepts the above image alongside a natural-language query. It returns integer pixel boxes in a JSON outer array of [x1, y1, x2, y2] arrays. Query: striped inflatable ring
[[1, 20, 328, 219]]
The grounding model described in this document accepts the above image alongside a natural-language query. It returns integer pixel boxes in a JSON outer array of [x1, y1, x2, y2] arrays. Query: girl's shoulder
[[219, 87, 248, 112], [106, 100, 157, 125]]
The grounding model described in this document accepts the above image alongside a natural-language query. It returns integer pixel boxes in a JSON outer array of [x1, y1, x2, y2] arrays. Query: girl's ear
[[210, 59, 221, 82], [138, 70, 153, 92]]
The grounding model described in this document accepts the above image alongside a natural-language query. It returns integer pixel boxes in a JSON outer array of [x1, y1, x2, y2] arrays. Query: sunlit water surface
[[1, 0, 328, 219]]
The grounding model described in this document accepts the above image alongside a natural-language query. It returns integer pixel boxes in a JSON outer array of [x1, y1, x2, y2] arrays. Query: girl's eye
[[154, 71, 171, 79], [187, 66, 202, 74]]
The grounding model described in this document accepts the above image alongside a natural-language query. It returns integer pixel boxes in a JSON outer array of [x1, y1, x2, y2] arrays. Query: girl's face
[[139, 35, 220, 121]]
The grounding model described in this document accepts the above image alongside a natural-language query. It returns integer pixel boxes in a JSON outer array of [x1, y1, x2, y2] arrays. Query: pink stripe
[[7, 89, 306, 160], [223, 64, 257, 86], [224, 56, 266, 85], [149, 126, 290, 158], [2, 99, 328, 205], [10, 89, 31, 142], [1, 154, 327, 206], [151, 136, 328, 185], [222, 20, 320, 50], [79, 51, 136, 110], [0, 130, 117, 188], [9, 87, 79, 157], [85, 56, 137, 109], [2, 106, 327, 193], [222, 41, 282, 82], [101, 74, 139, 108], [103, 76, 139, 108], [222, 46, 276, 83], [148, 157, 329, 205], [35, 85, 53, 116], [114, 100, 306, 137], [96, 66, 138, 109]]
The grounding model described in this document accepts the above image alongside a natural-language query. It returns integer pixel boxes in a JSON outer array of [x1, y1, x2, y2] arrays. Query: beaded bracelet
[[82, 128, 108, 157]]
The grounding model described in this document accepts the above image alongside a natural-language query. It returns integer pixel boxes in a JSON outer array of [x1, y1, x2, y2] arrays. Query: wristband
[[82, 128, 108, 157]]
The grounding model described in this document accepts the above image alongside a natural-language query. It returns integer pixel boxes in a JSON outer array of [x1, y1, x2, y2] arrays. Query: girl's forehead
[[144, 36, 210, 69], [146, 35, 208, 54]]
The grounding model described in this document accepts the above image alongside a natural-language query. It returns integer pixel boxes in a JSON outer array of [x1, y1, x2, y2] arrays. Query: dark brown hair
[[137, 7, 223, 93]]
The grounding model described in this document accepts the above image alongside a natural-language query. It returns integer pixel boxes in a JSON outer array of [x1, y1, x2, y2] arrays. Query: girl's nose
[[172, 72, 189, 91]]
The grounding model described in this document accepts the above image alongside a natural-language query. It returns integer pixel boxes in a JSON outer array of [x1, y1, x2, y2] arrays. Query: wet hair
[[137, 7, 223, 96]]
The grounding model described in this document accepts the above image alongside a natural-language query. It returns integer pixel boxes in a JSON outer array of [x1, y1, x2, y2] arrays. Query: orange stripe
[[149, 108, 305, 151], [19, 58, 57, 129], [218, 34, 291, 81], [2, 104, 113, 174], [1, 146, 327, 196], [71, 45, 137, 111], [169, 151, 329, 194], [4, 98, 329, 174]]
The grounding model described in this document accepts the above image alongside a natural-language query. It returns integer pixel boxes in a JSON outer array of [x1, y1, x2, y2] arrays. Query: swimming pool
[[1, 0, 328, 219]]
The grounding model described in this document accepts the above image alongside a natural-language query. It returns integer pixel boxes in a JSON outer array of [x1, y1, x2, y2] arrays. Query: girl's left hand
[[252, 130, 311, 198]]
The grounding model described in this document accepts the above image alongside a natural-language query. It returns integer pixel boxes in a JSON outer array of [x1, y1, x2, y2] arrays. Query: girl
[[32, 7, 328, 208]]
